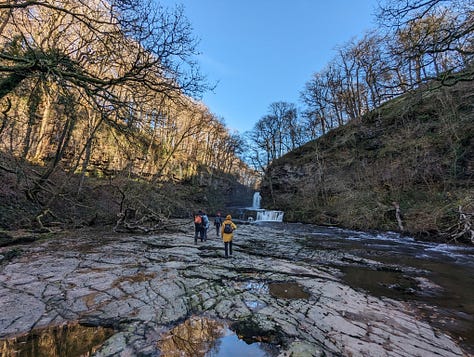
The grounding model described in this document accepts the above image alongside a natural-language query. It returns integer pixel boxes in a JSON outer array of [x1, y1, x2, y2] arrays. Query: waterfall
[[252, 192, 261, 210], [248, 192, 284, 222], [256, 210, 284, 222]]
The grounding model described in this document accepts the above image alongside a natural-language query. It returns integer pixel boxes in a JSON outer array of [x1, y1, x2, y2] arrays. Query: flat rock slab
[[0, 221, 468, 356]]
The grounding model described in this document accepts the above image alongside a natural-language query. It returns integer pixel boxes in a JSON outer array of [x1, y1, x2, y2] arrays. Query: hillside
[[260, 79, 473, 244], [0, 153, 253, 234]]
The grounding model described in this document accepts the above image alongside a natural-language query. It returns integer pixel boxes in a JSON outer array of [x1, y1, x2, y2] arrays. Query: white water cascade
[[252, 192, 261, 210], [250, 192, 284, 222], [256, 210, 285, 222]]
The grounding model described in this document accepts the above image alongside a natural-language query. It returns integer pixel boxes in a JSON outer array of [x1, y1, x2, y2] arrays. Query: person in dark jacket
[[194, 210, 203, 244], [214, 212, 223, 237]]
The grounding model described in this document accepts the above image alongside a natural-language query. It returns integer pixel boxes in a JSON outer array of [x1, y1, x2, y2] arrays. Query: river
[[273, 222, 474, 355]]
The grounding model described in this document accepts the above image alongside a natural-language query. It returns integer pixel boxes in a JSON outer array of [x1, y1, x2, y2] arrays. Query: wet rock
[[279, 340, 322, 357], [0, 221, 468, 356]]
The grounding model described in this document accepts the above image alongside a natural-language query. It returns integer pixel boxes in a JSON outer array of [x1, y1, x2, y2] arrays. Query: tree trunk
[[393, 202, 404, 231], [33, 91, 53, 162]]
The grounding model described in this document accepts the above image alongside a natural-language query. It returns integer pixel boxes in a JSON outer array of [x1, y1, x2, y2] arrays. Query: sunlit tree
[[378, 0, 474, 84]]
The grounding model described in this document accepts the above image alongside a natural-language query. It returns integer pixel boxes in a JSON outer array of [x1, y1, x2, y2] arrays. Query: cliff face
[[260, 80, 473, 242]]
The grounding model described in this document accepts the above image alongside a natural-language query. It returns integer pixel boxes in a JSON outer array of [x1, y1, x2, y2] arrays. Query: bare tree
[[246, 101, 304, 171], [0, 0, 208, 187], [299, 0, 473, 145], [301, 72, 331, 137], [377, 0, 474, 85]]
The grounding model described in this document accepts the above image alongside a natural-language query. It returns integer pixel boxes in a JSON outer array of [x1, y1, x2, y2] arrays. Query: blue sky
[[159, 1, 379, 133]]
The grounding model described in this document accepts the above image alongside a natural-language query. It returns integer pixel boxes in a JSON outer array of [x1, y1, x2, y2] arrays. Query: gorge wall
[[260, 80, 473, 242]]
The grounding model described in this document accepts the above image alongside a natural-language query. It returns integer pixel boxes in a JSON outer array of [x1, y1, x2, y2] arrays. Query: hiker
[[214, 212, 223, 237], [194, 210, 203, 244], [221, 215, 237, 258], [201, 211, 210, 241]]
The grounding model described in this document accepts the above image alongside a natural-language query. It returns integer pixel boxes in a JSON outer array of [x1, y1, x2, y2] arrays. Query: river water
[[265, 222, 474, 355]]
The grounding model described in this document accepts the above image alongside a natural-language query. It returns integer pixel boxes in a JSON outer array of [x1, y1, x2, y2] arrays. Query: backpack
[[194, 215, 202, 225], [223, 223, 233, 234], [202, 214, 209, 228]]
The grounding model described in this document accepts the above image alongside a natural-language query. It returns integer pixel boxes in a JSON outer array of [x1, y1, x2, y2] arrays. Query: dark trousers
[[194, 225, 201, 243], [215, 224, 221, 236], [224, 241, 232, 257]]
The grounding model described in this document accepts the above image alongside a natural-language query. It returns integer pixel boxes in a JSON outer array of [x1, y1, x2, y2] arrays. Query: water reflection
[[158, 316, 224, 357], [0, 323, 114, 357], [157, 316, 276, 357], [206, 328, 275, 357]]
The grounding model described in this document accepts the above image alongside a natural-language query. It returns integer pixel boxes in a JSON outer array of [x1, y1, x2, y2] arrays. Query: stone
[[0, 220, 468, 356]]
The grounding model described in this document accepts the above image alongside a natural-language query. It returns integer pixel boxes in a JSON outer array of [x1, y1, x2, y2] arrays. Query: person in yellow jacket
[[221, 215, 237, 258]]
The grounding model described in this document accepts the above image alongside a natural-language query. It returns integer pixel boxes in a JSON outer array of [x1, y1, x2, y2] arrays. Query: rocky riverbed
[[0, 220, 471, 356]]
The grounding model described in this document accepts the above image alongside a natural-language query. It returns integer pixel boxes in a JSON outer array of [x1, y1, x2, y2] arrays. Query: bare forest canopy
[[0, 0, 256, 231], [244, 0, 473, 172], [0, 0, 255, 182]]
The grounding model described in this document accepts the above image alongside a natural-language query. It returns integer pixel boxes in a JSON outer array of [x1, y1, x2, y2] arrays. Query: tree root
[[34, 209, 55, 233], [113, 208, 182, 234]]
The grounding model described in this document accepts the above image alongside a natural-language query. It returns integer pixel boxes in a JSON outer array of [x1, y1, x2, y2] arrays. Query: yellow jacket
[[221, 216, 237, 242]]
